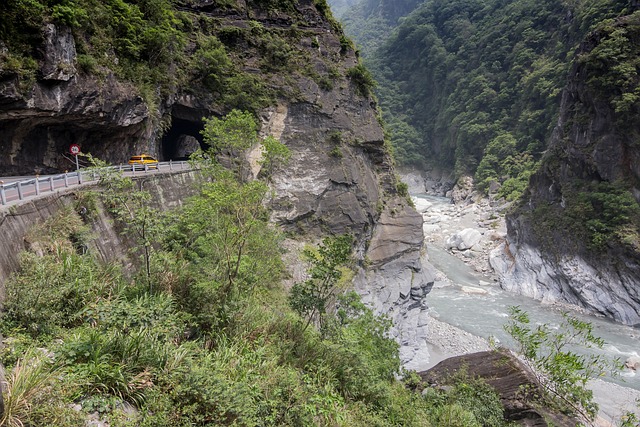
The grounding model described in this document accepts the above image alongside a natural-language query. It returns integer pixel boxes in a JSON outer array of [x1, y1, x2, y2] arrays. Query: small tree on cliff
[[89, 157, 160, 290], [200, 109, 258, 179], [288, 234, 354, 332], [199, 109, 290, 180]]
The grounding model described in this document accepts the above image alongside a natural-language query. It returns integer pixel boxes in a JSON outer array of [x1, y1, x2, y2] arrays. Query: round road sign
[[70, 144, 81, 155]]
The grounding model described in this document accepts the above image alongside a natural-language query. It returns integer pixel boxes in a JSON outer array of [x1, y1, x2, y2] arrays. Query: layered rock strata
[[420, 350, 577, 427]]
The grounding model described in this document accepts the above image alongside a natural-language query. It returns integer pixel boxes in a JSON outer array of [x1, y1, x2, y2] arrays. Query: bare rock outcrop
[[41, 24, 77, 82], [355, 199, 435, 371]]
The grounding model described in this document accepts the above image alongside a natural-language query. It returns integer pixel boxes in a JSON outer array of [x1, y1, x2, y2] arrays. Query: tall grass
[[1, 349, 55, 427]]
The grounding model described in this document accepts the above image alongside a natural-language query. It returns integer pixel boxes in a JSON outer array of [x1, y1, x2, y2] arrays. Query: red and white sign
[[69, 144, 81, 155]]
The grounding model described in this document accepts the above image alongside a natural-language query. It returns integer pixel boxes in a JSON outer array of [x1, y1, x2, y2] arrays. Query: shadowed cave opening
[[161, 117, 205, 161]]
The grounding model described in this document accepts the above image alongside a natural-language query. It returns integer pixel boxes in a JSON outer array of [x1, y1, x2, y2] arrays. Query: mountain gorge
[[492, 11, 640, 325], [2, 0, 640, 423], [337, 0, 640, 325]]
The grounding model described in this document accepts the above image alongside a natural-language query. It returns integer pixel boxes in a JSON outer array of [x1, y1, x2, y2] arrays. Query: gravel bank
[[424, 314, 491, 369]]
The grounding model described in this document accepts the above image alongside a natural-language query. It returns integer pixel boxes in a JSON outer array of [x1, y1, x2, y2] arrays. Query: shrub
[[505, 306, 620, 420], [3, 251, 121, 337], [347, 63, 376, 97]]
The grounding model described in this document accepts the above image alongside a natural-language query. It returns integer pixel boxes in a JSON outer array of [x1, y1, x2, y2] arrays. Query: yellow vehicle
[[128, 154, 158, 169]]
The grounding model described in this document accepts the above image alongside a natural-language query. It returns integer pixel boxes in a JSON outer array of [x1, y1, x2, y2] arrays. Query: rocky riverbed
[[401, 171, 640, 425]]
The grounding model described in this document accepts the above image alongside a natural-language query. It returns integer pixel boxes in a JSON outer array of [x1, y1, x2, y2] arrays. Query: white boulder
[[446, 228, 482, 251]]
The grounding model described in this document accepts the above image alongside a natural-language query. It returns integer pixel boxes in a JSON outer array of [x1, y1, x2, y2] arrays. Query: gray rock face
[[354, 198, 435, 371], [367, 202, 425, 266], [490, 239, 640, 325], [496, 17, 640, 326], [0, 70, 150, 174], [174, 135, 200, 159], [41, 24, 77, 81], [399, 168, 454, 197]]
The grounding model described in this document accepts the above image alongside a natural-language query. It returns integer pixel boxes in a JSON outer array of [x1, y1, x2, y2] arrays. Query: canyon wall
[[0, 0, 431, 365], [492, 13, 640, 325]]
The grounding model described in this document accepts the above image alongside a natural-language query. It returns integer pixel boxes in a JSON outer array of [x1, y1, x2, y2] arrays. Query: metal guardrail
[[0, 160, 190, 206]]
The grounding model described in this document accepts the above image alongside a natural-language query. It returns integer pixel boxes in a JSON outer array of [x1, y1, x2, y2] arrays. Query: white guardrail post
[[0, 182, 5, 205], [34, 176, 40, 195]]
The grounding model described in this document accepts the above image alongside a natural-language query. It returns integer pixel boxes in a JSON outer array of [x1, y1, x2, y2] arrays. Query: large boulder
[[446, 228, 482, 251], [420, 350, 578, 426]]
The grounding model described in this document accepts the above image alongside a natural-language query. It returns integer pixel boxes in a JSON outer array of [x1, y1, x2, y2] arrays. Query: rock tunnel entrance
[[161, 117, 205, 161]]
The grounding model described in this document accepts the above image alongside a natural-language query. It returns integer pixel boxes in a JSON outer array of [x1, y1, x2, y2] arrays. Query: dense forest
[[338, 0, 422, 55], [343, 0, 633, 200]]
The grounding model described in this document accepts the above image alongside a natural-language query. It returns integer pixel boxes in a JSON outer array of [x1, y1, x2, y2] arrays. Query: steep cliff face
[[492, 12, 640, 325], [0, 0, 431, 364]]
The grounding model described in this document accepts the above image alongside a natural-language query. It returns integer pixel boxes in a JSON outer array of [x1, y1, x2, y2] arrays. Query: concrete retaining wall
[[0, 170, 203, 298]]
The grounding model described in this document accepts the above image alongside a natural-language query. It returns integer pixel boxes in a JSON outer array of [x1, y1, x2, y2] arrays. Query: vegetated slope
[[370, 0, 629, 199], [493, 10, 640, 325], [334, 0, 424, 55], [0, 0, 367, 174], [0, 1, 465, 424]]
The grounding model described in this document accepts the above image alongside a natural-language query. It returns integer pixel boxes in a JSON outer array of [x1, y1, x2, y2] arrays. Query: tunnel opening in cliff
[[161, 117, 205, 161], [0, 118, 148, 176]]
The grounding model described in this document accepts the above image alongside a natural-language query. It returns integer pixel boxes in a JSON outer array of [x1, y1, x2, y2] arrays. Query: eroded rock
[[420, 350, 578, 427], [41, 24, 77, 81]]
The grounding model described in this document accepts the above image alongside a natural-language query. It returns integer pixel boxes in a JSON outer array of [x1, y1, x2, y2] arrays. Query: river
[[415, 194, 640, 394]]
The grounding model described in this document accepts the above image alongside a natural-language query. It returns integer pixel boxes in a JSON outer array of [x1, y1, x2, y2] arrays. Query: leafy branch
[[504, 306, 622, 422]]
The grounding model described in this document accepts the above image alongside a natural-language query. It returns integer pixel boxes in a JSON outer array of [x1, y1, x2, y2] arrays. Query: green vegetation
[[338, 0, 423, 55], [0, 0, 360, 116], [0, 111, 511, 426], [346, 62, 376, 97], [577, 11, 640, 120], [358, 0, 629, 200], [288, 234, 354, 332], [531, 179, 640, 251], [505, 306, 621, 422]]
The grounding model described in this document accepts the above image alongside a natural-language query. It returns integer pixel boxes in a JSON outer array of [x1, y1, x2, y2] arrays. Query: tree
[[288, 234, 354, 332], [259, 135, 291, 179], [165, 168, 284, 330], [201, 109, 259, 179], [504, 306, 621, 422], [90, 157, 161, 290]]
